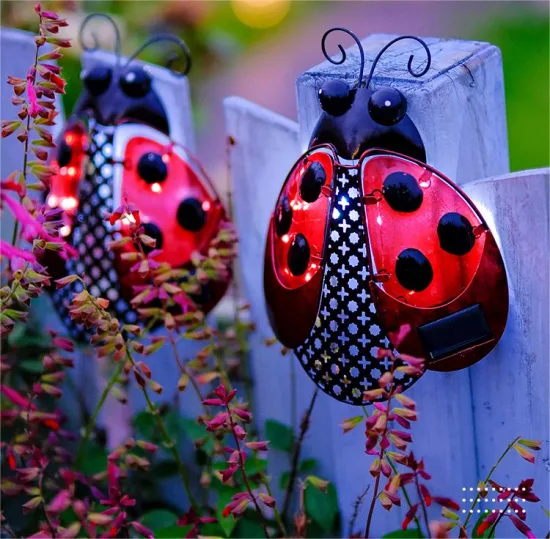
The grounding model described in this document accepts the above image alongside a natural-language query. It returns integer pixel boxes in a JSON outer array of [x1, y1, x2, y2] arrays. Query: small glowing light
[[60, 225, 71, 237], [47, 195, 58, 208], [67, 166, 77, 177], [332, 207, 340, 219], [202, 200, 211, 211], [284, 268, 290, 275], [281, 234, 290, 244], [384, 100, 391, 107], [232, 0, 290, 29], [376, 215, 383, 226], [151, 182, 162, 193], [65, 134, 74, 145], [419, 180, 431, 188], [162, 153, 170, 163], [291, 200, 302, 211], [61, 197, 77, 211], [311, 263, 317, 269], [60, 166, 67, 175], [305, 272, 312, 282]]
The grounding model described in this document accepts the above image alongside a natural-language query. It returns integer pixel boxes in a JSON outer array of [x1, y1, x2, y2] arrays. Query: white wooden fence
[[2, 27, 548, 538], [225, 34, 549, 537]]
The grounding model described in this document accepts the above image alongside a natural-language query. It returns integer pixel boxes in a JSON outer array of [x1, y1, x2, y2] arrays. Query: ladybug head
[[76, 14, 192, 134], [311, 29, 431, 162]]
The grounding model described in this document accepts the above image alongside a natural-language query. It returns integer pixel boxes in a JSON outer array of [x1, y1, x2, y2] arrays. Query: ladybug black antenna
[[365, 36, 431, 88], [321, 27, 365, 88], [126, 35, 192, 76], [79, 13, 122, 65]]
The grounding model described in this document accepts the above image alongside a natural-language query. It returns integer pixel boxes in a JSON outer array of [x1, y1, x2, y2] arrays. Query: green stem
[[125, 348, 198, 510], [415, 473, 430, 534], [262, 477, 287, 537], [387, 457, 423, 533], [74, 361, 123, 468], [463, 436, 521, 528], [13, 20, 41, 247]]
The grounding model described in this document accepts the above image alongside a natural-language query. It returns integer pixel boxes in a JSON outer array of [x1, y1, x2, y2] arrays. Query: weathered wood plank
[[463, 168, 550, 537], [224, 97, 343, 496]]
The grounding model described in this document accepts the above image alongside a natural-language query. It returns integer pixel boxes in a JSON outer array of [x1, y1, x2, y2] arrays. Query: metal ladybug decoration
[[45, 14, 231, 340], [264, 28, 509, 405]]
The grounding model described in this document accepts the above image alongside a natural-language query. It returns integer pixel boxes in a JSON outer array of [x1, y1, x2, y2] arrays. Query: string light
[[202, 200, 211, 211], [151, 182, 162, 193]]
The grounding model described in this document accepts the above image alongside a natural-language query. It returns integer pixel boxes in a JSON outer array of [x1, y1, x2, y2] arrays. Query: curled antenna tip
[[126, 34, 192, 76], [321, 27, 365, 87], [79, 13, 121, 61], [365, 35, 431, 88]]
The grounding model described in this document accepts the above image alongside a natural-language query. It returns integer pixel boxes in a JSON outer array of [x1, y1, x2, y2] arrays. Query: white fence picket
[[463, 168, 550, 537]]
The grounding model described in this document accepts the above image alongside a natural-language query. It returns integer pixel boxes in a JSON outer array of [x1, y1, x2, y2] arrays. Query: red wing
[[360, 151, 508, 370], [45, 121, 88, 236], [264, 145, 336, 348], [112, 124, 226, 269]]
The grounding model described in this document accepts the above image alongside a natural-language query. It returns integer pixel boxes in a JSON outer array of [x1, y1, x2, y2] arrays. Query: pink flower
[[0, 239, 37, 264], [1, 384, 37, 410], [26, 76, 43, 118]]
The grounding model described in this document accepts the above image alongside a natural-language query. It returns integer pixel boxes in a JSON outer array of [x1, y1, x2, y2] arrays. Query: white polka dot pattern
[[52, 123, 137, 340], [295, 165, 419, 405]]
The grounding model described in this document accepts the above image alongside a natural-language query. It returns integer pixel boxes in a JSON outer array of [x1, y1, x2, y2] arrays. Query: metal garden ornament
[[44, 14, 231, 339], [264, 28, 509, 405]]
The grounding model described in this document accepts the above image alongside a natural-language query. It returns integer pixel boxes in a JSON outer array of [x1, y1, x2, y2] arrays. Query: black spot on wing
[[437, 212, 475, 255], [288, 233, 310, 276], [395, 248, 433, 292]]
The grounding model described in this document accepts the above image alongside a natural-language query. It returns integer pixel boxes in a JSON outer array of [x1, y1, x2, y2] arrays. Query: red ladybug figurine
[[45, 15, 232, 339], [264, 29, 509, 405]]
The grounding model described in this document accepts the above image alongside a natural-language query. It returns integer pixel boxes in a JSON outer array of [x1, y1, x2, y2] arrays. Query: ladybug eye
[[137, 152, 167, 184], [318, 79, 353, 116], [368, 87, 407, 126], [120, 67, 151, 98], [82, 66, 112, 96]]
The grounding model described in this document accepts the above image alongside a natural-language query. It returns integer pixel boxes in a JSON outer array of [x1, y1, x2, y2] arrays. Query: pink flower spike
[[391, 324, 412, 347], [234, 424, 246, 440], [131, 521, 154, 539], [205, 412, 229, 431], [26, 78, 43, 118], [245, 440, 269, 451], [202, 398, 225, 406], [1, 385, 37, 410], [233, 408, 252, 422], [0, 240, 37, 264]]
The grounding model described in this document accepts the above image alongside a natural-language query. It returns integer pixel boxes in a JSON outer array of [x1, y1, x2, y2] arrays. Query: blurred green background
[[2, 0, 548, 172]]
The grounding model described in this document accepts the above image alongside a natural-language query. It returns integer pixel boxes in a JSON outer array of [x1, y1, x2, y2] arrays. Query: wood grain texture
[[463, 168, 550, 537]]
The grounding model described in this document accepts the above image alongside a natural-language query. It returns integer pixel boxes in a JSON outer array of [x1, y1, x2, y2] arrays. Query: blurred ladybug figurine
[[45, 14, 232, 339], [264, 28, 508, 405]]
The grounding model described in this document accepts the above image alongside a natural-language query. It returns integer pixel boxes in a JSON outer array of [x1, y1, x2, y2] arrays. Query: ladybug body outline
[[44, 14, 231, 339], [264, 29, 508, 405]]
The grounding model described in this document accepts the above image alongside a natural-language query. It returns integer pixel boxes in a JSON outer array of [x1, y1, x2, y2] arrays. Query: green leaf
[[20, 360, 44, 374], [299, 458, 318, 473], [472, 510, 492, 538], [235, 517, 267, 538], [244, 456, 267, 477], [134, 411, 156, 440], [304, 482, 339, 531], [76, 441, 107, 476], [279, 471, 290, 490], [151, 460, 178, 478], [265, 419, 294, 452], [155, 524, 190, 538], [382, 529, 424, 538], [141, 510, 178, 531], [180, 418, 206, 441], [216, 486, 239, 537]]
